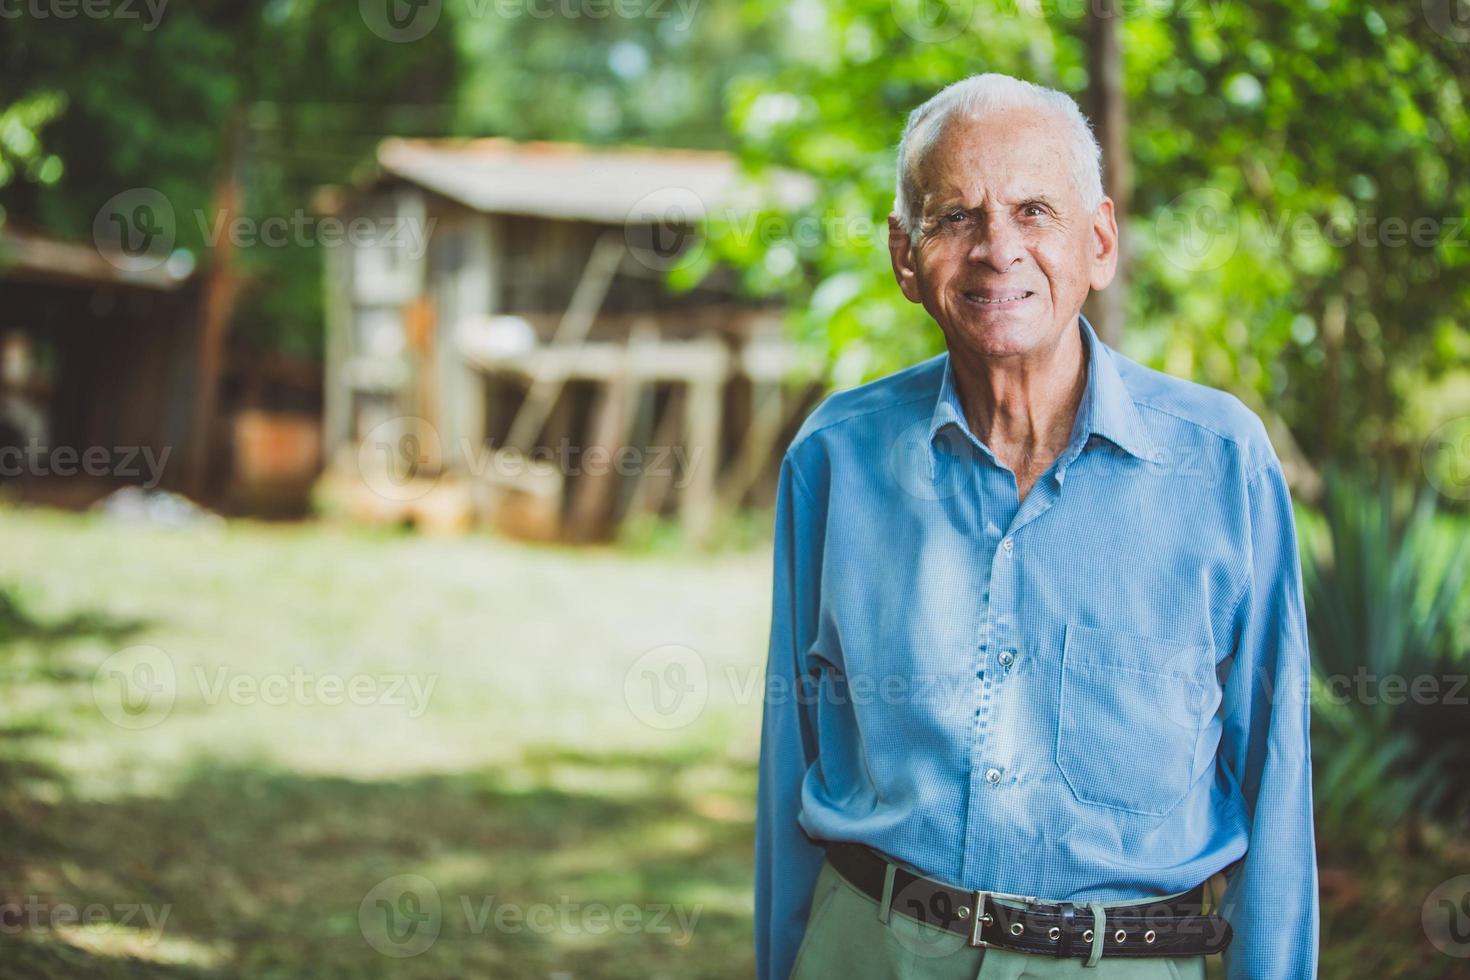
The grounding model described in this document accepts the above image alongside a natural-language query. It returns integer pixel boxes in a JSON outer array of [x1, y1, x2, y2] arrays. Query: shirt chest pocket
[[1055, 623, 1218, 817]]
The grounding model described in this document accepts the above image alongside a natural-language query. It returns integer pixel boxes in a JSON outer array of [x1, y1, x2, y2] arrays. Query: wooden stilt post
[[680, 351, 723, 545], [563, 323, 653, 542], [627, 382, 686, 517]]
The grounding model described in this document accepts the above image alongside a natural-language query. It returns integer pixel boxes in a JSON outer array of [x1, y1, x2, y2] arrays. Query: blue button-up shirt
[[755, 314, 1318, 979]]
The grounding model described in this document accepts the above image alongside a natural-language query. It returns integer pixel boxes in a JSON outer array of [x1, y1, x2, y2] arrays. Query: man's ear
[[887, 212, 923, 304], [1088, 197, 1120, 292]]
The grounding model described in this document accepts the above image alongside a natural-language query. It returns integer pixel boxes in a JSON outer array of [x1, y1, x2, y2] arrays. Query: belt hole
[[1009, 922, 1024, 936], [1082, 928, 1093, 942], [1114, 929, 1127, 943], [1144, 929, 1157, 944], [1048, 926, 1061, 941]]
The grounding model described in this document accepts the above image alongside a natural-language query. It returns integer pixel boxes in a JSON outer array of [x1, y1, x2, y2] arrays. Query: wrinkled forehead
[[913, 109, 1079, 206]]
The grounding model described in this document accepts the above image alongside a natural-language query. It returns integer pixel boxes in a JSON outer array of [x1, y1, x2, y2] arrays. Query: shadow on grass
[[0, 724, 67, 850], [0, 584, 151, 650], [1, 584, 154, 888], [0, 583, 152, 690], [2, 749, 760, 980]]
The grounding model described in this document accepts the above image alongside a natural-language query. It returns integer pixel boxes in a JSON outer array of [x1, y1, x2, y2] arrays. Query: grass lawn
[[0, 504, 1459, 978], [0, 505, 770, 979]]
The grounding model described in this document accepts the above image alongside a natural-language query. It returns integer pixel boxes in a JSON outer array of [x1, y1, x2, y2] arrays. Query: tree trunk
[[1084, 0, 1130, 348], [188, 108, 248, 500]]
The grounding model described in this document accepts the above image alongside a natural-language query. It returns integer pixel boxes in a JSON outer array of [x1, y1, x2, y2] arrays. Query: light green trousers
[[789, 856, 1210, 980]]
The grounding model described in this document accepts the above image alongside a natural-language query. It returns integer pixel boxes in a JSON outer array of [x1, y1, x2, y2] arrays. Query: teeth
[[969, 292, 1029, 304]]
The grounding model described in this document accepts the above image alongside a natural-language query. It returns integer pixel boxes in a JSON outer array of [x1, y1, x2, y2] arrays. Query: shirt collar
[[927, 312, 1156, 463]]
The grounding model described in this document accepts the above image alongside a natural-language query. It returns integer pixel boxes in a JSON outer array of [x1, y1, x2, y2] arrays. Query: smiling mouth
[[962, 290, 1034, 307]]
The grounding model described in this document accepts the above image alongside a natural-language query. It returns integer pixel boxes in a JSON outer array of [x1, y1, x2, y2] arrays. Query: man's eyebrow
[[925, 192, 1061, 210]]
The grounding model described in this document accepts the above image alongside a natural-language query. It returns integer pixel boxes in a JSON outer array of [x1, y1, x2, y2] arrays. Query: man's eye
[[1021, 204, 1048, 218], [944, 210, 968, 223]]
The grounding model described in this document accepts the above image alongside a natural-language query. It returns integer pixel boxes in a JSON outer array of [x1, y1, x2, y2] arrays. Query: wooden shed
[[0, 226, 201, 507], [318, 138, 821, 541]]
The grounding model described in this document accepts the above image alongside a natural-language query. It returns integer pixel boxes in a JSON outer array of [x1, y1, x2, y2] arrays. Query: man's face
[[888, 108, 1117, 360]]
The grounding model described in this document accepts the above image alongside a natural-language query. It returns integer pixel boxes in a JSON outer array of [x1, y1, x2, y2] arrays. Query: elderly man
[[754, 73, 1317, 980]]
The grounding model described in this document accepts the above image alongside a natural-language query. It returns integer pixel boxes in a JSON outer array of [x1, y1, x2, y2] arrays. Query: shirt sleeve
[[754, 453, 829, 980], [1217, 459, 1320, 979]]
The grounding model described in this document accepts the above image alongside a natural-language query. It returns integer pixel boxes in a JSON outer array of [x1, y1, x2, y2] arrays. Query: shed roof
[[375, 138, 816, 224], [0, 227, 192, 291]]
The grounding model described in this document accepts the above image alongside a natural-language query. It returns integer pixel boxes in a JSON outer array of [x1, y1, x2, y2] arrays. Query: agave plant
[[1302, 468, 1470, 850]]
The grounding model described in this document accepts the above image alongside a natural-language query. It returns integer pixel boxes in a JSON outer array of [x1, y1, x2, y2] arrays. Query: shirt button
[[985, 767, 1002, 785], [1001, 537, 1014, 553], [998, 651, 1015, 668]]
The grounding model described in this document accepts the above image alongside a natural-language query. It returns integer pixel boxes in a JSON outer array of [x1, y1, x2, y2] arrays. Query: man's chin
[[946, 313, 1049, 359]]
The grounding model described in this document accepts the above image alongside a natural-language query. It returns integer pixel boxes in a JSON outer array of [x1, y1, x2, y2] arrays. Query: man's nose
[[965, 215, 1025, 271]]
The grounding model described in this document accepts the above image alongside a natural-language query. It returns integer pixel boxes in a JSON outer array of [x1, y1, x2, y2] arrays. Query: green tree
[[0, 0, 460, 358], [449, 0, 786, 147], [708, 0, 1470, 479]]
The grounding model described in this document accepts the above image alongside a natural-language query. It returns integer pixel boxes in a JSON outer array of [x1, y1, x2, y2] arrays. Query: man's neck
[[947, 317, 1089, 494]]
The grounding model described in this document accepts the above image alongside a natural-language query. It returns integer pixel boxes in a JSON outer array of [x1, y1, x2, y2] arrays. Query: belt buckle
[[967, 889, 1039, 948], [968, 892, 994, 947]]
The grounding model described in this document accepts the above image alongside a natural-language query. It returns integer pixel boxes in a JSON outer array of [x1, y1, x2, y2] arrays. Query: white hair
[[893, 73, 1104, 241]]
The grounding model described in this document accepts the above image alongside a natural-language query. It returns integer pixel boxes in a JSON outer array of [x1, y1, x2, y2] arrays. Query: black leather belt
[[824, 841, 1232, 959]]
